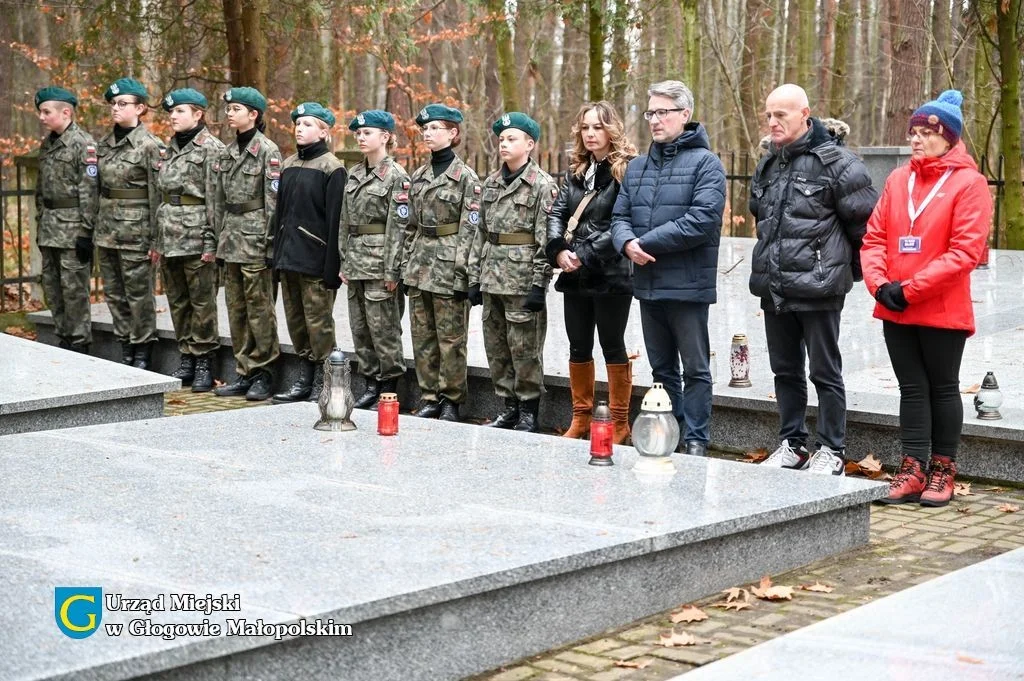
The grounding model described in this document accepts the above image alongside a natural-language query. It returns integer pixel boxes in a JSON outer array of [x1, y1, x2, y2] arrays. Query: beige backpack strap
[[564, 190, 597, 245]]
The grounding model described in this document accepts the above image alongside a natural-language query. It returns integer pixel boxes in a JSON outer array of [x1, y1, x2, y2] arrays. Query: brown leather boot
[[607, 362, 632, 445], [563, 360, 595, 438]]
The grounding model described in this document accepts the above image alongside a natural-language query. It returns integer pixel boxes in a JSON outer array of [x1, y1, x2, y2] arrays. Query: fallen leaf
[[3, 326, 36, 340], [956, 506, 972, 514], [752, 575, 794, 601], [713, 600, 752, 611], [614, 659, 652, 669], [743, 448, 769, 463], [799, 582, 835, 593], [857, 453, 883, 474], [954, 482, 975, 497], [659, 629, 700, 647], [956, 653, 984, 664], [671, 605, 708, 623], [721, 587, 747, 602], [961, 383, 981, 394], [997, 504, 1020, 513], [767, 392, 776, 399], [983, 486, 1005, 493], [167, 398, 187, 406], [154, 307, 167, 313]]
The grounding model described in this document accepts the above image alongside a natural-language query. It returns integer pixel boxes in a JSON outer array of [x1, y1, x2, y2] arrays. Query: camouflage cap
[[415, 103, 463, 126], [223, 87, 267, 113], [291, 102, 335, 127], [491, 112, 540, 142], [34, 86, 78, 110], [104, 77, 148, 103], [162, 88, 208, 111], [348, 110, 395, 132]]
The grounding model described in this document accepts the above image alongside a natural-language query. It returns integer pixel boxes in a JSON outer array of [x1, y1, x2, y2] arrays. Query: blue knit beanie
[[909, 90, 963, 145]]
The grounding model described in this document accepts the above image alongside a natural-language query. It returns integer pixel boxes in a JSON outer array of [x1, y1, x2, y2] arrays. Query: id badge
[[899, 236, 922, 253]]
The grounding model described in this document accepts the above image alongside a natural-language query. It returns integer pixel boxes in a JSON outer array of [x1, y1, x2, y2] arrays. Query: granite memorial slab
[[1, 403, 885, 681]]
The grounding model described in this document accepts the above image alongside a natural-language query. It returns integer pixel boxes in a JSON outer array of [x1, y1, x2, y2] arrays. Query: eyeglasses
[[643, 108, 684, 121], [109, 99, 139, 110], [224, 105, 248, 115], [420, 124, 450, 134], [907, 129, 940, 141]]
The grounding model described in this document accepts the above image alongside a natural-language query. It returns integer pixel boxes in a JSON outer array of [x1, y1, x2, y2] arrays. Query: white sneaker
[[761, 439, 810, 470], [808, 446, 846, 476]]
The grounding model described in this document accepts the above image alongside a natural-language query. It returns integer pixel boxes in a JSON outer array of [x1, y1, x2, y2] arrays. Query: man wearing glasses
[[611, 80, 726, 457]]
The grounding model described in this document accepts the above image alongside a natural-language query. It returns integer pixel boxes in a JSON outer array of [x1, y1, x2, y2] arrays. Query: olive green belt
[[349, 223, 386, 235], [43, 197, 79, 209], [162, 193, 205, 206], [101, 187, 148, 200], [485, 231, 536, 246], [418, 222, 459, 237], [225, 198, 264, 214]]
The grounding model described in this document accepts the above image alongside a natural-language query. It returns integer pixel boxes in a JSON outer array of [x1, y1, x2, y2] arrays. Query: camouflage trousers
[[98, 247, 156, 345], [39, 246, 92, 347], [408, 287, 468, 403], [161, 255, 219, 356], [223, 262, 280, 377], [280, 271, 336, 362], [482, 292, 546, 401], [346, 279, 404, 381]]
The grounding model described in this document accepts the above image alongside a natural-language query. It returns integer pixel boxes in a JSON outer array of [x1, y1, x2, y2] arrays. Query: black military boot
[[414, 399, 442, 419], [372, 377, 399, 411], [214, 374, 252, 397], [513, 398, 540, 433], [58, 339, 72, 350], [132, 343, 153, 371], [307, 361, 325, 402], [490, 397, 519, 429], [438, 398, 460, 422], [353, 377, 380, 409], [245, 370, 273, 401], [272, 361, 314, 404], [171, 355, 196, 385], [70, 343, 90, 355], [121, 342, 135, 365], [192, 354, 214, 393]]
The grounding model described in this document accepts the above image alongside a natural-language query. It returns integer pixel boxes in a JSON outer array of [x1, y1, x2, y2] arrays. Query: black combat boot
[[415, 399, 442, 419], [121, 342, 135, 365], [245, 370, 273, 401], [132, 342, 153, 371], [70, 343, 90, 355], [353, 377, 380, 409], [171, 355, 195, 385], [307, 361, 325, 402], [372, 377, 399, 412], [192, 354, 214, 393], [272, 360, 314, 403], [513, 398, 540, 433], [490, 397, 519, 429], [438, 397, 460, 422], [214, 374, 252, 397]]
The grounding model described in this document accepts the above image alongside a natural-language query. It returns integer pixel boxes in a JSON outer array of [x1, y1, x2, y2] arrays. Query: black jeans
[[562, 293, 631, 364], [883, 321, 968, 462], [764, 308, 846, 451]]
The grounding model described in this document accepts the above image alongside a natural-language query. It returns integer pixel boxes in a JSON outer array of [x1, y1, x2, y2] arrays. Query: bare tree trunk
[[608, 0, 629, 111], [486, 0, 519, 111], [239, 0, 267, 91], [995, 0, 1023, 248], [819, 0, 837, 106], [681, 0, 700, 92], [222, 0, 243, 85], [784, 0, 799, 82], [740, 0, 768, 153], [587, 0, 604, 101], [829, 0, 852, 119], [885, 0, 926, 144], [929, 0, 951, 95], [796, 0, 816, 91]]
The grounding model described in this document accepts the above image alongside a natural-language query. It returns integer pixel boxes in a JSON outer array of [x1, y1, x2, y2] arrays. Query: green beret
[[291, 102, 335, 127], [491, 112, 541, 142], [349, 110, 395, 132], [162, 88, 208, 112], [223, 87, 267, 113], [104, 78, 148, 103], [415, 103, 463, 126], [35, 86, 77, 110]]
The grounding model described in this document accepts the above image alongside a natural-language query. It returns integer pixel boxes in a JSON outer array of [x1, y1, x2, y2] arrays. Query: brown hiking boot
[[920, 455, 957, 507], [607, 362, 632, 445], [563, 360, 594, 439], [877, 455, 926, 505]]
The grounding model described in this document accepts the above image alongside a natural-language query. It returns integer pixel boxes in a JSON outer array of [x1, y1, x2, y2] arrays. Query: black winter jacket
[[748, 118, 878, 312], [545, 159, 631, 296], [270, 141, 347, 288]]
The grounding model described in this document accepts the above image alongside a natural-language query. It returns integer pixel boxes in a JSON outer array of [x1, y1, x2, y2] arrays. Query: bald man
[[749, 84, 878, 476]]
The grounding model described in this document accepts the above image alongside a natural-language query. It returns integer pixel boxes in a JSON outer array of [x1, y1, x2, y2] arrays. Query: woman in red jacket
[[861, 89, 992, 507]]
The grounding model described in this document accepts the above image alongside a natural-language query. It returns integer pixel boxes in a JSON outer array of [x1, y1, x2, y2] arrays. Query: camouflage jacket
[[213, 131, 282, 264], [155, 126, 225, 258], [35, 122, 99, 248], [95, 124, 164, 252], [401, 154, 480, 295], [338, 157, 410, 282], [468, 158, 557, 295]]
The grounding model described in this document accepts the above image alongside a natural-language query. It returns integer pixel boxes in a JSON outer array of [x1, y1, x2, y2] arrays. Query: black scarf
[[236, 127, 257, 152], [297, 140, 328, 161], [502, 160, 529, 184], [174, 121, 205, 149], [431, 146, 455, 177]]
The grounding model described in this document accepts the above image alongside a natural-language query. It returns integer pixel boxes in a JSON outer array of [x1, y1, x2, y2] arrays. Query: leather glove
[[467, 284, 482, 307], [523, 285, 546, 312], [453, 289, 468, 303], [74, 236, 93, 265], [875, 282, 908, 312]]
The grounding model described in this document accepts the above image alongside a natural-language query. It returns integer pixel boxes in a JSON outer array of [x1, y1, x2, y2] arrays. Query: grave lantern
[[631, 383, 679, 475], [314, 348, 356, 432], [729, 334, 752, 387], [974, 371, 1003, 420], [588, 400, 614, 466], [377, 393, 400, 435]]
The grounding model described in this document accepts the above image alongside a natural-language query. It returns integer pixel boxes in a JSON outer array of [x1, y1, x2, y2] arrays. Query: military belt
[[349, 223, 386, 235], [225, 199, 265, 214], [101, 187, 149, 200], [42, 197, 80, 210], [418, 222, 459, 238], [485, 231, 536, 246], [162, 193, 206, 206]]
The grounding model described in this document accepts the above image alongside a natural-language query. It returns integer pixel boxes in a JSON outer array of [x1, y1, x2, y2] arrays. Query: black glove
[[523, 285, 546, 312], [322, 273, 342, 290], [74, 236, 93, 265], [875, 282, 908, 312], [453, 289, 468, 303], [216, 257, 225, 267], [265, 257, 274, 268], [467, 284, 482, 307]]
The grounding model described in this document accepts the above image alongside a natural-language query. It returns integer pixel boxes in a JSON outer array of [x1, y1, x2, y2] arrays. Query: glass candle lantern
[[589, 400, 614, 466], [974, 371, 1003, 420], [314, 347, 356, 432], [729, 334, 752, 388], [631, 382, 680, 466], [377, 393, 400, 435]]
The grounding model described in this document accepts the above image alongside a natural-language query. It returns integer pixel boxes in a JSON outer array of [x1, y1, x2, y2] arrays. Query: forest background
[[0, 0, 1021, 245]]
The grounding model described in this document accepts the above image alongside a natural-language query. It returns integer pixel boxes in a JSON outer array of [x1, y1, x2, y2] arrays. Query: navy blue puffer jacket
[[610, 123, 726, 303]]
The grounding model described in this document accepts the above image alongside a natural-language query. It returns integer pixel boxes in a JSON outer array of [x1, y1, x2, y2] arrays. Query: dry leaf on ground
[[671, 605, 709, 623], [954, 482, 975, 497], [799, 582, 835, 593], [852, 454, 890, 480], [743, 448, 769, 463], [767, 392, 776, 399], [154, 307, 167, 313], [956, 653, 984, 664], [659, 629, 701, 647], [983, 486, 1005, 493], [997, 504, 1020, 513], [721, 587, 748, 602], [713, 600, 752, 611], [614, 659, 652, 669], [167, 398, 187, 406], [752, 575, 794, 601], [4, 326, 37, 340], [956, 506, 972, 514], [961, 383, 981, 394]]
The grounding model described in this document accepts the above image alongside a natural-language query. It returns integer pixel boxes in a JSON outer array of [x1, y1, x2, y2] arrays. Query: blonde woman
[[546, 101, 637, 443]]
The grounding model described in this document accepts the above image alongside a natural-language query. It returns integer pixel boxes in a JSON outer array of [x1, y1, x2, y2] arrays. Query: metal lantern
[[974, 371, 1003, 420], [631, 383, 680, 475], [314, 348, 356, 432], [729, 334, 752, 388]]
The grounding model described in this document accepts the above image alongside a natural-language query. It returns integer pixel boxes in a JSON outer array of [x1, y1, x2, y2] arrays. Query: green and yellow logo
[[55, 587, 102, 638]]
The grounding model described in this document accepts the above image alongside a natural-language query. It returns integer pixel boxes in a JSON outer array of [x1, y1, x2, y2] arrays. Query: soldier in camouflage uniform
[[339, 110, 410, 410], [211, 87, 282, 402], [33, 86, 98, 353], [95, 77, 164, 370], [467, 113, 558, 433], [402, 104, 479, 422], [269, 102, 345, 404], [153, 88, 224, 392]]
